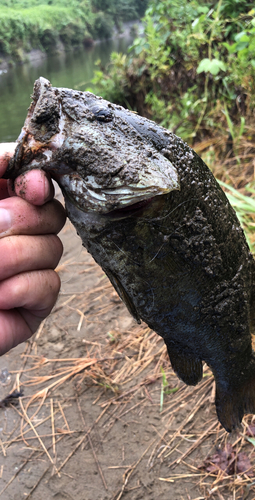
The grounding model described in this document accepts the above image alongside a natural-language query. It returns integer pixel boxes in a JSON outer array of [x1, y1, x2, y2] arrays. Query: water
[[0, 34, 133, 143]]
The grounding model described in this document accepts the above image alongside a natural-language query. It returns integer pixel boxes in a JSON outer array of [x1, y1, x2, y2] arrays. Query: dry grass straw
[[195, 125, 255, 254], [1, 287, 254, 499], [196, 125, 255, 187], [2, 279, 254, 500]]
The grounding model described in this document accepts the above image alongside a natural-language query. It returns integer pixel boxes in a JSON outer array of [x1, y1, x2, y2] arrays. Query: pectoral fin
[[104, 268, 141, 324]]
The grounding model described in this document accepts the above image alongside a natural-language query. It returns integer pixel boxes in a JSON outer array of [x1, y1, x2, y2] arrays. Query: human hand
[[0, 143, 66, 355]]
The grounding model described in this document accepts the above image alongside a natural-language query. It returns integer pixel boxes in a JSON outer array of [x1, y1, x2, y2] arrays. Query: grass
[[218, 180, 255, 252]]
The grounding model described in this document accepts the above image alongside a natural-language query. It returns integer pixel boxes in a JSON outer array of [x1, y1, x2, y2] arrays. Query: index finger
[[14, 170, 55, 205], [0, 143, 55, 205]]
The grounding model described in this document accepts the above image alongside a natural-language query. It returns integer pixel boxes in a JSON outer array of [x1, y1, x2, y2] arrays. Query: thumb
[[0, 143, 16, 177]]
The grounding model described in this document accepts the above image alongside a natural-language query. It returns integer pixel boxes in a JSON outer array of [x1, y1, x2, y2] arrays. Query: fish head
[[8, 77, 180, 216]]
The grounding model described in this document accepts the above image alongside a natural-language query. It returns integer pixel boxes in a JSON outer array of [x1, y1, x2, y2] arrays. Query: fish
[[4, 77, 255, 432]]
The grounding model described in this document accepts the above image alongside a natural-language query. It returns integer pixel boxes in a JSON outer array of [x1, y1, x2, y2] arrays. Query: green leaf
[[197, 58, 226, 75], [222, 41, 236, 53], [165, 387, 179, 394], [235, 42, 249, 51], [235, 31, 249, 42], [192, 13, 206, 29], [247, 437, 255, 447]]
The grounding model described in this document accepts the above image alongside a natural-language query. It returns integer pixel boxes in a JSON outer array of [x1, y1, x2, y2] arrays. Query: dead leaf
[[200, 444, 254, 477]]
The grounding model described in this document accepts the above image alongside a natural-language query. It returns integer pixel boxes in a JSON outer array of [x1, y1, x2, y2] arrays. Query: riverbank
[[0, 48, 46, 71], [0, 27, 135, 143], [0, 21, 139, 72], [0, 0, 146, 70]]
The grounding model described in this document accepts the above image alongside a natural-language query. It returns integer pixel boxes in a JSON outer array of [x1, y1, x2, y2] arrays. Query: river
[[0, 31, 134, 143]]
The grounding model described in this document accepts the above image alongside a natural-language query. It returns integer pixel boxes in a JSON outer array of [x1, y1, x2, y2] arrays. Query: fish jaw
[[55, 165, 178, 215], [5, 77, 180, 214]]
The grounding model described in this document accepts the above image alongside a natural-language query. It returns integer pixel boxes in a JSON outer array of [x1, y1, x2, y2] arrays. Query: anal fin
[[166, 345, 203, 386]]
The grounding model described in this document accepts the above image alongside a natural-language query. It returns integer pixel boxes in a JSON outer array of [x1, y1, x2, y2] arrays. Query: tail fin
[[216, 373, 255, 432], [166, 345, 203, 386]]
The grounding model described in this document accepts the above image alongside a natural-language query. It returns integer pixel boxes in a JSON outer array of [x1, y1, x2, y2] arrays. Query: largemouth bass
[[5, 77, 255, 432]]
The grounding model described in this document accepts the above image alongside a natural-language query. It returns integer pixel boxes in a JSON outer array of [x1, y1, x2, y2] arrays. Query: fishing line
[[138, 197, 201, 224]]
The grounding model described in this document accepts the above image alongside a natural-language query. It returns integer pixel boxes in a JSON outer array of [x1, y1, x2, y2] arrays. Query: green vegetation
[[87, 0, 255, 249], [0, 0, 148, 60], [90, 0, 255, 139], [160, 367, 178, 411]]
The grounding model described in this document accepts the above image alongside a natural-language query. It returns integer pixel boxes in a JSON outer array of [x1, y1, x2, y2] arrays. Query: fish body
[[5, 78, 255, 431]]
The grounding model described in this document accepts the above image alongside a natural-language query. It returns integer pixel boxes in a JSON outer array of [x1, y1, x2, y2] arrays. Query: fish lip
[[55, 172, 178, 215], [64, 188, 157, 221], [102, 196, 156, 219], [58, 182, 162, 218]]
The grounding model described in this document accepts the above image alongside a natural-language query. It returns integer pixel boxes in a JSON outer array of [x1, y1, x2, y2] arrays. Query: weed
[[160, 367, 178, 412]]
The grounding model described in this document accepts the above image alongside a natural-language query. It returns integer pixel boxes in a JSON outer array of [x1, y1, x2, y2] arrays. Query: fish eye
[[91, 105, 113, 122]]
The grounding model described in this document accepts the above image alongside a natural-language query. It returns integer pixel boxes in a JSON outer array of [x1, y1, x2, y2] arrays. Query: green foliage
[[197, 58, 226, 75], [247, 436, 255, 447], [89, 12, 114, 39], [222, 105, 245, 163], [88, 52, 130, 104], [219, 0, 254, 20], [90, 0, 255, 141], [160, 367, 178, 411], [223, 19, 255, 68], [0, 4, 90, 55], [91, 0, 148, 24], [0, 0, 147, 58]]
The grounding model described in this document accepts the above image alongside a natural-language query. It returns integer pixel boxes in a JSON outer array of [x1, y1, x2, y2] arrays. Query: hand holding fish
[[0, 143, 66, 355]]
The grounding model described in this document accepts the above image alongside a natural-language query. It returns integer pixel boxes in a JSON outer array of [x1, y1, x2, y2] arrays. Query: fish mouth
[[56, 171, 178, 215], [104, 196, 156, 219]]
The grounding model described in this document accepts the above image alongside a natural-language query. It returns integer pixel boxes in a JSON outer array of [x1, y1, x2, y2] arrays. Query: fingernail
[[44, 174, 54, 202], [0, 208, 12, 234], [44, 175, 51, 201]]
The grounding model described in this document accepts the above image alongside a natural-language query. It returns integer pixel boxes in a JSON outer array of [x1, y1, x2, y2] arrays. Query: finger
[[0, 197, 66, 238], [0, 234, 63, 281], [0, 179, 8, 200], [0, 145, 56, 205], [14, 170, 55, 205], [0, 269, 60, 314], [0, 310, 33, 355], [0, 270, 60, 354], [0, 143, 16, 177]]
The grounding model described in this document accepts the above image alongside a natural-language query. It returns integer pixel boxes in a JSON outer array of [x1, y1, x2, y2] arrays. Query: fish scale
[[4, 77, 255, 432]]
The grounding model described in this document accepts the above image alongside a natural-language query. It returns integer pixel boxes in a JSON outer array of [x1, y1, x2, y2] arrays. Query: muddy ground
[[0, 215, 255, 500]]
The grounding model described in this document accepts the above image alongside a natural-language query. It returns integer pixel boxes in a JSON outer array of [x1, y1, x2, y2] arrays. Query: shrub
[[90, 11, 114, 39]]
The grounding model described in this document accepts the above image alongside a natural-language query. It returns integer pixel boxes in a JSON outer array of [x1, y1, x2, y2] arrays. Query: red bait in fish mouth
[[5, 77, 255, 432]]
